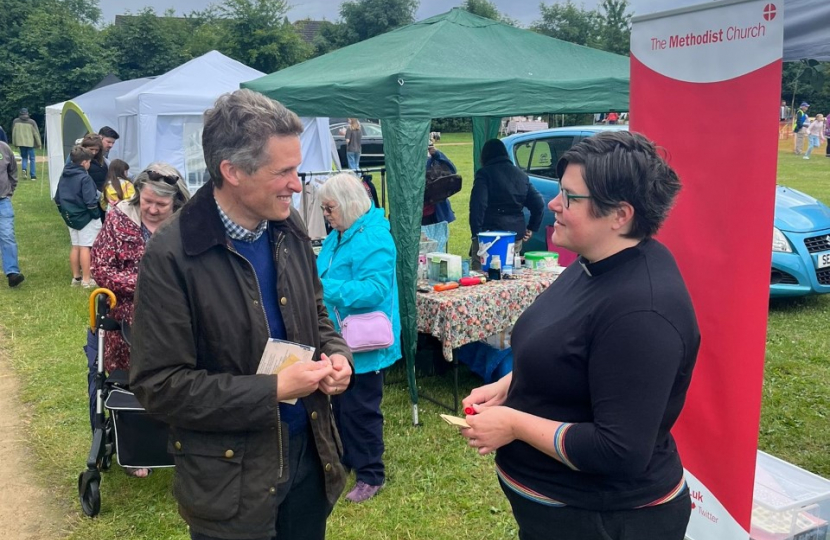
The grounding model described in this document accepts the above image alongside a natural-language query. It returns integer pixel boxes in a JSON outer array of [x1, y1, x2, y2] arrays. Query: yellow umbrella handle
[[88, 288, 117, 331]]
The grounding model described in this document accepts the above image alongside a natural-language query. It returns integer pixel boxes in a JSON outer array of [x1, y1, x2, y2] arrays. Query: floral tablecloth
[[416, 271, 556, 361]]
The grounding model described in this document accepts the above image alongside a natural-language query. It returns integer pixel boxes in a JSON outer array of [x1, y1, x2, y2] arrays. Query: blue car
[[502, 126, 830, 298]]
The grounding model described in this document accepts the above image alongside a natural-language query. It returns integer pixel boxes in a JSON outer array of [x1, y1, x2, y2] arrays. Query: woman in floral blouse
[[91, 162, 191, 375]]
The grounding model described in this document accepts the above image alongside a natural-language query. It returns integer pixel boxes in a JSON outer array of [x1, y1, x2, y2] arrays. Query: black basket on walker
[[104, 387, 173, 469], [78, 288, 173, 518]]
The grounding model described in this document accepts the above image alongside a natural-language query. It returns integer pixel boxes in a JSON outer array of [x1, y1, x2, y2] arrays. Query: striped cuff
[[553, 422, 578, 471]]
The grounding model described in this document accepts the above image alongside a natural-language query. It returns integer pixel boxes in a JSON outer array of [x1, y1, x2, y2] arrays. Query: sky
[[100, 0, 704, 26]]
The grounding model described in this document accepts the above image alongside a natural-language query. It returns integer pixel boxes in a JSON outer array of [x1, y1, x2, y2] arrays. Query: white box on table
[[751, 451, 830, 540], [426, 252, 462, 283]]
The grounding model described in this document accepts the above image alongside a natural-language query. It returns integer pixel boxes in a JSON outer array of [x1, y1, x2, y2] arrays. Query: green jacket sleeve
[[130, 241, 280, 433]]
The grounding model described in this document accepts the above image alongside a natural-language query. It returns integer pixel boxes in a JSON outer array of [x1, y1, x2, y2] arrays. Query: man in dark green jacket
[[130, 89, 354, 540]]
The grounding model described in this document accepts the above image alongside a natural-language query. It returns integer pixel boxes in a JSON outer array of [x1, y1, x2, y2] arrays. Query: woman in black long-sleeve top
[[461, 131, 700, 540], [469, 138, 544, 269]]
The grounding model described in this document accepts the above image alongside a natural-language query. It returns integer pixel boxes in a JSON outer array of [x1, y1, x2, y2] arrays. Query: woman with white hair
[[316, 173, 401, 503]]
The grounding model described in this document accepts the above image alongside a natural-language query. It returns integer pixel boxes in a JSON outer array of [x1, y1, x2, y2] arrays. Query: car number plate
[[816, 251, 830, 269]]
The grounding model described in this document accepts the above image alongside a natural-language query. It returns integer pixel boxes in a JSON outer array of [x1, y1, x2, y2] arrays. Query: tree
[[339, 0, 419, 43], [62, 0, 101, 24], [597, 0, 631, 56], [103, 8, 189, 80], [532, 1, 601, 48], [783, 60, 830, 117], [217, 0, 311, 73], [1, 0, 111, 129], [461, 0, 517, 25]]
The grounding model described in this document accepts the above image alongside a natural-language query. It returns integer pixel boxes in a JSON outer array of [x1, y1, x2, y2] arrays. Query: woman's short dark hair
[[556, 131, 681, 239]]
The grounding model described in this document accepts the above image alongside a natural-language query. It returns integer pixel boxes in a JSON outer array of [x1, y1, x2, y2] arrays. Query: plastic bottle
[[513, 253, 523, 274], [488, 255, 502, 281]]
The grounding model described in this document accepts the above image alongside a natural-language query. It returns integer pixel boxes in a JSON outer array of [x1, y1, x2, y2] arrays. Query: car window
[[513, 136, 576, 180], [330, 125, 346, 137], [362, 124, 383, 137], [513, 141, 534, 170]]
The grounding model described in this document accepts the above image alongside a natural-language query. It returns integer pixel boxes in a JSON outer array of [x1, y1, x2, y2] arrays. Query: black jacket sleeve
[[524, 180, 545, 232], [469, 171, 488, 237]]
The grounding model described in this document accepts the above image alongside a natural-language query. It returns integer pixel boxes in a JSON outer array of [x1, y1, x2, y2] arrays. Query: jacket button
[[311, 411, 318, 420], [269, 487, 276, 494], [174, 441, 182, 450], [253, 300, 260, 306], [224, 449, 234, 459], [280, 297, 287, 306], [325, 463, 332, 472]]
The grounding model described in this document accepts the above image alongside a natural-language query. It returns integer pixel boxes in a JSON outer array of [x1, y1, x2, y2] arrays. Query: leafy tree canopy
[[461, 0, 517, 26], [339, 0, 419, 43], [216, 0, 312, 73]]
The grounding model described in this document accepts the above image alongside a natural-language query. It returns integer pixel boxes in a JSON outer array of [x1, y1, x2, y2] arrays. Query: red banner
[[631, 1, 783, 538]]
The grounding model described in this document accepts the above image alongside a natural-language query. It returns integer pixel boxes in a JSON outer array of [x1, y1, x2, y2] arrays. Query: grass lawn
[[0, 136, 828, 538]]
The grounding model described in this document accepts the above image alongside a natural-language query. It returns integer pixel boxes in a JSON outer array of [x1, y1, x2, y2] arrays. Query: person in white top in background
[[804, 114, 826, 160]]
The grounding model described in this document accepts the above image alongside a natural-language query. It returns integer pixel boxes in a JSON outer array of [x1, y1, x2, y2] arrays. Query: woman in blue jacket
[[317, 173, 401, 503]]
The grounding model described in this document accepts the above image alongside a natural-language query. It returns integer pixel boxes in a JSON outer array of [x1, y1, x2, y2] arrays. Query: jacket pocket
[[169, 429, 245, 521]]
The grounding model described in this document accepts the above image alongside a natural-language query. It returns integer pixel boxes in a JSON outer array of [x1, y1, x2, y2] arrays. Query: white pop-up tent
[[46, 77, 152, 196], [114, 50, 338, 193], [47, 51, 338, 198]]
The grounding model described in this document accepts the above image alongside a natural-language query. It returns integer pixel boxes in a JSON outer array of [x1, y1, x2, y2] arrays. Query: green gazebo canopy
[[244, 8, 629, 423]]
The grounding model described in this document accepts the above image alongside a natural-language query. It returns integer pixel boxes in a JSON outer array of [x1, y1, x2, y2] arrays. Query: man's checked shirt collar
[[215, 198, 268, 243]]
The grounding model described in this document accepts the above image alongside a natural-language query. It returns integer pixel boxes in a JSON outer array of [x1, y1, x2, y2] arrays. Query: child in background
[[804, 114, 826, 159], [102, 159, 135, 211], [54, 145, 101, 288]]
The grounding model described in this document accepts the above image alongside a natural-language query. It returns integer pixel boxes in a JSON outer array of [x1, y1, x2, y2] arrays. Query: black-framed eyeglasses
[[320, 204, 338, 214], [556, 180, 592, 209], [146, 170, 180, 186]]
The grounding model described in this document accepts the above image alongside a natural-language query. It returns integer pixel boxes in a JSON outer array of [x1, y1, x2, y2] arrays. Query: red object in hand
[[464, 406, 477, 415], [459, 277, 486, 286], [433, 282, 459, 292]]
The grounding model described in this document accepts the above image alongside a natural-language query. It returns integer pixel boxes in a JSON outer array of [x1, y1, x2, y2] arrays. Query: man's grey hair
[[317, 173, 372, 230], [130, 162, 191, 211], [202, 89, 304, 188]]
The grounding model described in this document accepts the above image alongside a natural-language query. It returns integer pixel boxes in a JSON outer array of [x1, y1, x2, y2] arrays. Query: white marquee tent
[[115, 51, 270, 192], [46, 50, 337, 198], [46, 77, 152, 196]]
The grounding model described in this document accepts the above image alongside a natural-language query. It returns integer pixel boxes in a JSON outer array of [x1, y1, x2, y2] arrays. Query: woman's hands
[[462, 373, 510, 412], [460, 406, 518, 455], [460, 374, 514, 455]]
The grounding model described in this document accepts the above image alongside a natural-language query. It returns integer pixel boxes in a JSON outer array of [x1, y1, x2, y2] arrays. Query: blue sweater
[[232, 234, 307, 435]]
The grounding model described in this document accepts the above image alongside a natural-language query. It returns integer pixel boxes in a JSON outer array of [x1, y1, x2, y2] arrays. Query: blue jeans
[[805, 135, 821, 157], [19, 147, 36, 177], [0, 198, 20, 275], [346, 152, 360, 170]]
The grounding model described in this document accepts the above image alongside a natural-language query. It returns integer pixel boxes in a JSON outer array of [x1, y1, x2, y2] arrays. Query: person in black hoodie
[[54, 145, 101, 288], [469, 138, 544, 269]]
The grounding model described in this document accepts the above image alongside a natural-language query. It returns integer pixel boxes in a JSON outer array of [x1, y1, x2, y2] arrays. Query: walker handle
[[88, 288, 117, 331]]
